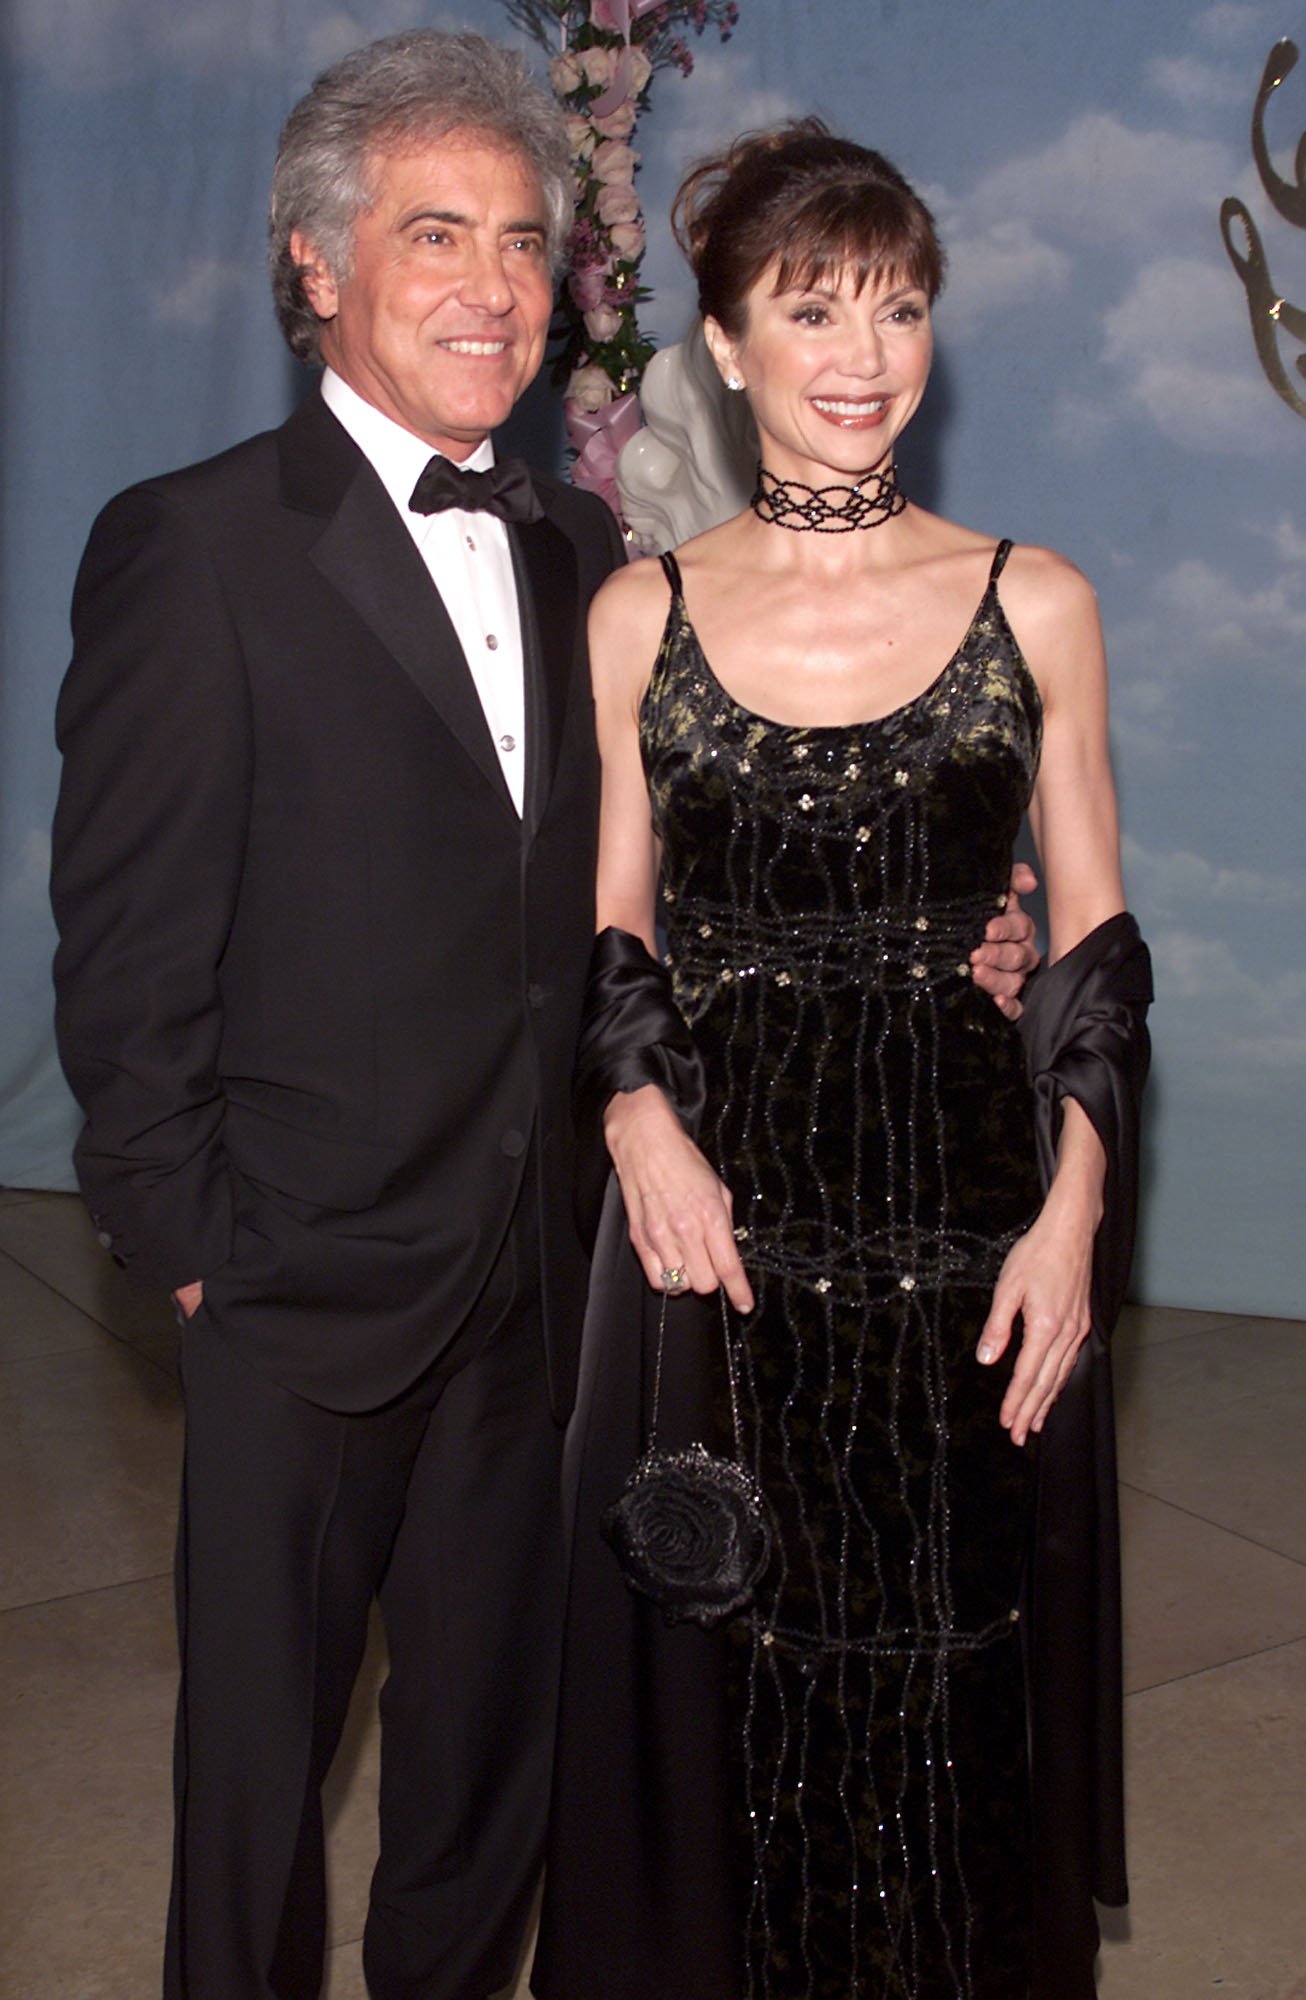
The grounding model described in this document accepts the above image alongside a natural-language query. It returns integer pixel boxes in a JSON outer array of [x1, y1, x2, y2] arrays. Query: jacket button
[[96, 1230, 114, 1250], [527, 983, 547, 1010], [500, 1129, 527, 1158]]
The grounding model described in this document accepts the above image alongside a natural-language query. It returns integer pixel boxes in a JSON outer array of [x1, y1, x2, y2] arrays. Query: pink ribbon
[[588, 0, 663, 116], [591, 0, 664, 35], [565, 389, 643, 519]]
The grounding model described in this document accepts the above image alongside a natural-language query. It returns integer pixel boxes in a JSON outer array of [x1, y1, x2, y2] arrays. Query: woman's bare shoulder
[[590, 548, 673, 635], [587, 550, 678, 704], [996, 540, 1099, 631]]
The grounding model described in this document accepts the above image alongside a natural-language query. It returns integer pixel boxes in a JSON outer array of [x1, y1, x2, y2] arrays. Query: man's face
[[294, 130, 555, 459]]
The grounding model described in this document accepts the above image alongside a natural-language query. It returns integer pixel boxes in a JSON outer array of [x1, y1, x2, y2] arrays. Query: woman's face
[[705, 259, 933, 485]]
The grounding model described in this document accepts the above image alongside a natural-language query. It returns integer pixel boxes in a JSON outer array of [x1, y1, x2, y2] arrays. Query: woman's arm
[[588, 565, 754, 1310], [977, 549, 1126, 1443], [1013, 550, 1125, 963], [590, 562, 664, 951]]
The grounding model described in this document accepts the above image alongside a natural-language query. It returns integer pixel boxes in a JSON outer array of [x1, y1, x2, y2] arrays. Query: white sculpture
[[616, 321, 757, 553]]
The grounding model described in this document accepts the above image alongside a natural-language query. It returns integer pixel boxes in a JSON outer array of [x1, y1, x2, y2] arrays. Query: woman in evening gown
[[535, 123, 1150, 2000]]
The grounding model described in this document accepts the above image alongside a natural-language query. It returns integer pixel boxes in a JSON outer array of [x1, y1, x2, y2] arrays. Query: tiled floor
[[1, 1188, 1303, 2000]]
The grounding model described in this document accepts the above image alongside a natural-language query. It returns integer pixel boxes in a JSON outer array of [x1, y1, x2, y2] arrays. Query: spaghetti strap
[[987, 538, 1014, 586], [660, 549, 684, 598]]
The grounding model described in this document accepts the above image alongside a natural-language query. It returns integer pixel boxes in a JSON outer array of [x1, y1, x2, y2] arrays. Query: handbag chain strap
[[648, 1288, 748, 1461]]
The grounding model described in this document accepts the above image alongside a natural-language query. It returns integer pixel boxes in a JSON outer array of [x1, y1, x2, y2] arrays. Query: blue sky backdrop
[[1, 0, 1302, 1312]]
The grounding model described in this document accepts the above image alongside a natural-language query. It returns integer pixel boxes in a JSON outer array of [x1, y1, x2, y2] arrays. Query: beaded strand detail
[[750, 462, 907, 532]]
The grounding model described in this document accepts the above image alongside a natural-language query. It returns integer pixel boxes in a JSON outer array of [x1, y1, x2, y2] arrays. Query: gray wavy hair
[[269, 30, 573, 362]]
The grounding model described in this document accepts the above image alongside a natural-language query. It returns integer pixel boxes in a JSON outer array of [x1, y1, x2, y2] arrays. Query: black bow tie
[[409, 454, 543, 524]]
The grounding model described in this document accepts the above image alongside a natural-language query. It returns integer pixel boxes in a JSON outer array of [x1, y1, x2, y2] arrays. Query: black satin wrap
[[1017, 910, 1153, 1995], [572, 924, 708, 1247], [543, 923, 742, 1997]]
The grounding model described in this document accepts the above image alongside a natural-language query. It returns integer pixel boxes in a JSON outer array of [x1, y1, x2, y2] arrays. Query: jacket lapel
[[280, 394, 515, 815], [511, 509, 579, 837]]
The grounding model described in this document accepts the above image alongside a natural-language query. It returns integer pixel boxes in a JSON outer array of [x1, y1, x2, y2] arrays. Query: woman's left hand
[[977, 1191, 1097, 1446]]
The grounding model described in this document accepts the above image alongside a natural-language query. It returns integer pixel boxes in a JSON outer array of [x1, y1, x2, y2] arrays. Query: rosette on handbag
[[601, 1293, 771, 1628]]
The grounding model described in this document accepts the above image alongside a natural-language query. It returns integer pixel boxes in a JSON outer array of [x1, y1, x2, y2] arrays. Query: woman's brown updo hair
[[672, 119, 945, 338]]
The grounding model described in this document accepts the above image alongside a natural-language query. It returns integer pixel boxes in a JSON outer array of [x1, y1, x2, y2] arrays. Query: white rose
[[584, 303, 624, 344], [609, 219, 646, 261], [579, 46, 618, 90], [596, 182, 640, 226], [593, 101, 638, 140], [565, 114, 596, 160], [592, 139, 638, 185], [627, 48, 653, 95], [568, 362, 617, 413], [549, 50, 583, 94]]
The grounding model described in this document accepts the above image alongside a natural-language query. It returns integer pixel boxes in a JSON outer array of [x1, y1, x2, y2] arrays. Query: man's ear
[[290, 230, 339, 320], [703, 315, 743, 392]]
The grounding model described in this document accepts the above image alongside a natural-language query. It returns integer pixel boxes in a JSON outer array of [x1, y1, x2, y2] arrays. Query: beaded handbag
[[601, 1291, 772, 1628]]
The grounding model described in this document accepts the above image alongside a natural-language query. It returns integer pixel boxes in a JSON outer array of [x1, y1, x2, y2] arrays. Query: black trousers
[[164, 1196, 563, 2000]]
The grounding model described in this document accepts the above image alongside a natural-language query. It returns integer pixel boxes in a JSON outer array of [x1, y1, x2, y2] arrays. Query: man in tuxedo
[[52, 31, 623, 2000]]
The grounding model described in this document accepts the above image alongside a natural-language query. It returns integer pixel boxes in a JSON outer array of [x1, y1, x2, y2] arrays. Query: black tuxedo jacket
[[52, 390, 624, 1415]]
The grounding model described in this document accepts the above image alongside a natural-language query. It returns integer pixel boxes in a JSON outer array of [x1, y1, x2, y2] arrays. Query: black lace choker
[[750, 463, 906, 533]]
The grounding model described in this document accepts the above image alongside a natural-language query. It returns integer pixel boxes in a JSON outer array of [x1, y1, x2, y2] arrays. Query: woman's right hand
[[603, 1083, 755, 1312]]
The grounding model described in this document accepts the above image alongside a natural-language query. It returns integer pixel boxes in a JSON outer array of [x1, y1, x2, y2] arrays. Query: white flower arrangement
[[505, 0, 741, 519]]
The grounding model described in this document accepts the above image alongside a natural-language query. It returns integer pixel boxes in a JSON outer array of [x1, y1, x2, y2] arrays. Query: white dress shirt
[[321, 367, 528, 815]]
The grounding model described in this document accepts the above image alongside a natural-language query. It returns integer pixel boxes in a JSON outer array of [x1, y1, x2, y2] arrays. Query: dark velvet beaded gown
[[537, 538, 1047, 2000]]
